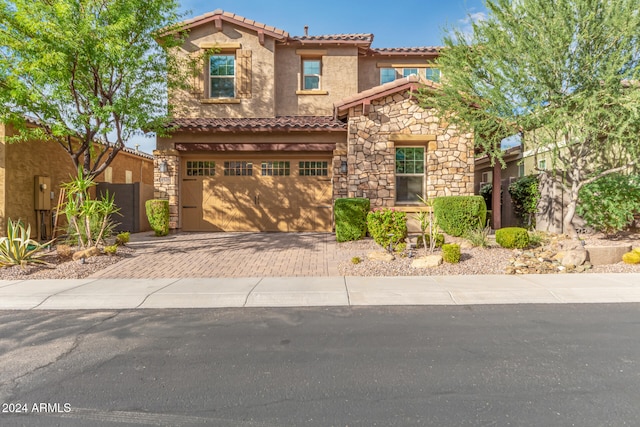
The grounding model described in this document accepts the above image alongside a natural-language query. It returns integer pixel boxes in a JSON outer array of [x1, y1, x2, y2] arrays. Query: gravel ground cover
[[337, 233, 640, 276], [0, 232, 638, 280]]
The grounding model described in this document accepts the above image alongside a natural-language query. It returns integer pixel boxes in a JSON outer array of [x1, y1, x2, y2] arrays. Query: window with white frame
[[210, 55, 235, 98], [403, 68, 418, 78], [538, 159, 547, 170], [302, 59, 321, 90], [395, 147, 425, 203], [425, 68, 441, 83], [380, 68, 396, 84]]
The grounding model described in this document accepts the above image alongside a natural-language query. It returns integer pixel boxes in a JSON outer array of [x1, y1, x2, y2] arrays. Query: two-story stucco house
[[154, 10, 474, 232]]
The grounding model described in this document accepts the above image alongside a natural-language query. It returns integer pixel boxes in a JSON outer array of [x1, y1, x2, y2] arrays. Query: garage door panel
[[181, 157, 332, 232]]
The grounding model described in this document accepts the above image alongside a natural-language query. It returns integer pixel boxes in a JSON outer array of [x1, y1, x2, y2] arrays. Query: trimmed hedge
[[145, 199, 169, 237], [495, 227, 529, 249], [366, 208, 408, 252], [442, 243, 461, 263], [334, 198, 370, 242], [432, 196, 487, 237]]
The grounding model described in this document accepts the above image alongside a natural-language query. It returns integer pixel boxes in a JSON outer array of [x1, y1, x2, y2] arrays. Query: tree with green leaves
[[418, 0, 640, 238], [0, 0, 186, 178]]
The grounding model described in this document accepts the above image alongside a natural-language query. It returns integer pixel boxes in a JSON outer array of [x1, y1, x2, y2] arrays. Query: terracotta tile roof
[[178, 9, 289, 39], [167, 116, 347, 132], [369, 46, 442, 55], [291, 34, 374, 44], [334, 75, 440, 115]]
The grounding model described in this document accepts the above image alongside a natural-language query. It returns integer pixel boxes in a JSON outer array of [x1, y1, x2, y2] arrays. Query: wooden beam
[[389, 133, 437, 142]]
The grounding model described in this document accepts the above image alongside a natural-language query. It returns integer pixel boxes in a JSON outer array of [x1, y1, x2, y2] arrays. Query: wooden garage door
[[181, 157, 332, 232]]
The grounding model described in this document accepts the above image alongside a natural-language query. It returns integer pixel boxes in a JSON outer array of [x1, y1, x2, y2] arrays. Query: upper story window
[[403, 68, 418, 78], [380, 68, 397, 84], [425, 68, 441, 83], [538, 159, 547, 171], [210, 55, 235, 98], [302, 59, 321, 90]]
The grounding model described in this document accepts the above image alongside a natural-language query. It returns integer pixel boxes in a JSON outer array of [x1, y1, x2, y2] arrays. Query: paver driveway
[[90, 232, 346, 278]]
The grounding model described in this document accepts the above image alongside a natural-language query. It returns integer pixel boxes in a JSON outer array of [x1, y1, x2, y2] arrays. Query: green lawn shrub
[[334, 198, 370, 242], [495, 227, 530, 249], [145, 199, 169, 236], [366, 208, 407, 252], [442, 243, 461, 263], [115, 232, 130, 245], [432, 196, 487, 237]]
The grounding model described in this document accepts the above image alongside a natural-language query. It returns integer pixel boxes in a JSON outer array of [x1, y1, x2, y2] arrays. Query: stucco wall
[[333, 92, 474, 207], [170, 22, 277, 119], [275, 45, 359, 116], [0, 124, 153, 237]]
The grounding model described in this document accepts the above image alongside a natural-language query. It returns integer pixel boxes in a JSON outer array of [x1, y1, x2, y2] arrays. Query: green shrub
[[527, 231, 547, 247], [622, 252, 640, 264], [351, 256, 361, 264], [508, 175, 540, 228], [432, 196, 487, 237], [115, 232, 130, 245], [104, 244, 118, 255], [577, 173, 640, 235], [416, 233, 445, 249], [495, 227, 530, 249], [334, 198, 370, 242], [479, 183, 493, 210], [145, 199, 170, 236], [366, 208, 408, 252], [465, 225, 491, 248], [0, 219, 51, 268], [442, 243, 461, 263]]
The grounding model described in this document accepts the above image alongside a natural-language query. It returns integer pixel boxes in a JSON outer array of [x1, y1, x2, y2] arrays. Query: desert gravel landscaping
[[0, 232, 638, 280]]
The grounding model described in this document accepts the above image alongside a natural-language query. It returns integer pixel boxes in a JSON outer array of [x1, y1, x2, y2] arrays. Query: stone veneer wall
[[153, 149, 180, 229], [332, 91, 474, 207]]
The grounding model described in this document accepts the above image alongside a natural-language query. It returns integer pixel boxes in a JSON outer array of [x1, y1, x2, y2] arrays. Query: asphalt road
[[1, 305, 639, 426]]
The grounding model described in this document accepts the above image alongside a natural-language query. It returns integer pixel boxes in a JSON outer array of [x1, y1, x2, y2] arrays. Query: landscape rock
[[411, 255, 443, 268], [561, 249, 587, 267], [367, 251, 395, 262], [72, 247, 101, 261], [585, 245, 632, 265]]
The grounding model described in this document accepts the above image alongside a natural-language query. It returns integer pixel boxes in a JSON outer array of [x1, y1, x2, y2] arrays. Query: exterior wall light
[[158, 160, 168, 173], [340, 161, 347, 174]]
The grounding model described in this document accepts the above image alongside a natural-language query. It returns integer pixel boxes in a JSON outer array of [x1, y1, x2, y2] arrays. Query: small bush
[[528, 231, 547, 247], [633, 248, 640, 255], [366, 208, 408, 252], [622, 251, 640, 264], [433, 196, 487, 237], [334, 198, 370, 242], [351, 256, 361, 264], [465, 225, 491, 248], [442, 243, 461, 263], [115, 232, 130, 245], [417, 233, 445, 249], [577, 173, 640, 235], [104, 244, 118, 255], [145, 199, 170, 236], [495, 227, 530, 249]]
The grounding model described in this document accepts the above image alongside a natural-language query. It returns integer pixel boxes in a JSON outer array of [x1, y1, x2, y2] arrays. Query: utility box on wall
[[34, 176, 52, 210]]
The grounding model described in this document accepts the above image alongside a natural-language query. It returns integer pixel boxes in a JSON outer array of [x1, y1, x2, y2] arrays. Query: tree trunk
[[563, 182, 580, 239]]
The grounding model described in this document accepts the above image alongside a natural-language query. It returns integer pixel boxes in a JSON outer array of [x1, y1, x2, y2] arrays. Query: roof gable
[[334, 75, 440, 116], [178, 9, 289, 41]]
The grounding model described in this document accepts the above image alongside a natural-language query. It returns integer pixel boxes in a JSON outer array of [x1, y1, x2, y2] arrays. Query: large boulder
[[585, 245, 632, 265], [367, 251, 394, 262], [411, 255, 443, 268], [72, 247, 100, 261], [561, 249, 587, 267]]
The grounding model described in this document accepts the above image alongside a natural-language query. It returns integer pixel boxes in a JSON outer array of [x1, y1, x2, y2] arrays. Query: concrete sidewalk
[[1, 273, 640, 310]]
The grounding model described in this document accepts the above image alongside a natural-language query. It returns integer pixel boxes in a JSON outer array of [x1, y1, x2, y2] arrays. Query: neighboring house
[[155, 10, 475, 232], [474, 145, 523, 228], [0, 119, 154, 239]]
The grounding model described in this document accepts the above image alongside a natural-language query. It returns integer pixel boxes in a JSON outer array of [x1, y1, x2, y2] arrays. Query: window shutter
[[237, 50, 252, 99], [188, 50, 205, 98]]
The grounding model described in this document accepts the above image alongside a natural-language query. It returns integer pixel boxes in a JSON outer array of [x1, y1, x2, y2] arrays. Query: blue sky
[[133, 0, 488, 153]]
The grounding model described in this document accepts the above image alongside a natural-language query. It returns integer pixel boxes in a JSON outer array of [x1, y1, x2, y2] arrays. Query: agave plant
[[0, 219, 51, 268]]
